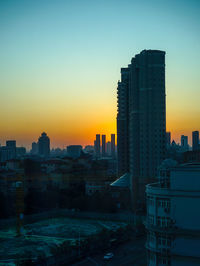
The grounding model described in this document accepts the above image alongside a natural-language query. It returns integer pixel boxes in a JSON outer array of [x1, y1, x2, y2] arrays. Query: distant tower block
[[38, 132, 50, 157], [192, 131, 199, 151], [102, 135, 106, 157], [95, 134, 100, 158]]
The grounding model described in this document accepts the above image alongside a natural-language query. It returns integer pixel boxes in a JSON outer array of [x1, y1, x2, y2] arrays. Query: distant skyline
[[1, 0, 200, 149]]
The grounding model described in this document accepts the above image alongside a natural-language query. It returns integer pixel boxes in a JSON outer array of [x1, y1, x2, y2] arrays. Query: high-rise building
[[181, 135, 189, 151], [117, 67, 130, 176], [117, 50, 166, 211], [111, 134, 116, 159], [192, 131, 199, 151], [102, 135, 106, 157], [38, 132, 50, 157], [106, 141, 111, 156], [0, 140, 17, 162], [94, 134, 100, 158], [31, 142, 38, 155], [166, 132, 171, 147]]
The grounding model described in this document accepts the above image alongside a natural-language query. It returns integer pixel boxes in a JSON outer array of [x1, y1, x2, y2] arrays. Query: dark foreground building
[[117, 50, 166, 211]]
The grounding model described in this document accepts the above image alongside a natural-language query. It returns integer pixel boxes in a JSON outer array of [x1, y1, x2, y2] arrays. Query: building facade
[[38, 132, 50, 157], [117, 50, 166, 211], [146, 162, 200, 266], [117, 67, 130, 176], [181, 135, 188, 152], [192, 131, 199, 151], [94, 134, 100, 158], [102, 135, 106, 157]]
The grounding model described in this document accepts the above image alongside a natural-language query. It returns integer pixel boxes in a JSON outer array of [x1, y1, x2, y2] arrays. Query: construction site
[[0, 211, 129, 265]]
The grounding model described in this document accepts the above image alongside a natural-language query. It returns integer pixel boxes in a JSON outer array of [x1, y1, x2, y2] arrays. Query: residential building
[[0, 140, 17, 162], [146, 161, 200, 266], [106, 141, 111, 156], [192, 131, 199, 151], [31, 142, 38, 155], [94, 134, 100, 158], [117, 67, 130, 176], [117, 50, 166, 211], [181, 135, 189, 152], [102, 135, 106, 157], [38, 132, 50, 157]]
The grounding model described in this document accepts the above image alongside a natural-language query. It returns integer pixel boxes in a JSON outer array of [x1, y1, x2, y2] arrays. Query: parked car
[[103, 253, 114, 260]]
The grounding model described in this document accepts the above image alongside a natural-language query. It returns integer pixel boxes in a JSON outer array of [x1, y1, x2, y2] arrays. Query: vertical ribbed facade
[[117, 50, 166, 211], [102, 135, 106, 157], [117, 67, 130, 176]]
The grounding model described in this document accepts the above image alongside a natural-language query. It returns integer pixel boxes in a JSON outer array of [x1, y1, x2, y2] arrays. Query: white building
[[146, 161, 200, 266]]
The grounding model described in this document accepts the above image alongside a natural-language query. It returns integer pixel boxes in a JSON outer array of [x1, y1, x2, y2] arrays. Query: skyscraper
[[102, 135, 106, 157], [111, 134, 116, 159], [106, 141, 111, 156], [117, 50, 166, 211], [181, 135, 188, 151], [192, 131, 199, 151], [117, 67, 130, 176], [38, 132, 50, 157], [94, 134, 100, 158]]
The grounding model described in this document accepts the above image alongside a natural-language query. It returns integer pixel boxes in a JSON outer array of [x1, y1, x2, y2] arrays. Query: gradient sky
[[0, 0, 200, 149]]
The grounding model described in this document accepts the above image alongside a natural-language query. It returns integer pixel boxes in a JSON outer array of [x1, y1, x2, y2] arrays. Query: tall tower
[[102, 135, 106, 157], [192, 131, 199, 151], [111, 134, 116, 159], [95, 134, 100, 158], [117, 67, 130, 176], [117, 50, 166, 211], [130, 50, 166, 210], [38, 132, 50, 157], [181, 135, 188, 151]]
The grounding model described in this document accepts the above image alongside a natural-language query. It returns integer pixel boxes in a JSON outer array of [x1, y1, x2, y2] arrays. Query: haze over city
[[1, 0, 200, 149]]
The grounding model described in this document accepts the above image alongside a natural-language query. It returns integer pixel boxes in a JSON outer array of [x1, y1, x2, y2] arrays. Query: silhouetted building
[[117, 50, 166, 211], [106, 141, 111, 156], [146, 162, 200, 266], [181, 135, 189, 151], [192, 131, 199, 151], [94, 134, 100, 158], [111, 134, 116, 159], [166, 132, 171, 147], [38, 132, 50, 157], [67, 145, 82, 158], [102, 135, 106, 157], [0, 140, 17, 162], [117, 67, 130, 176], [31, 142, 38, 155], [6, 140, 16, 148]]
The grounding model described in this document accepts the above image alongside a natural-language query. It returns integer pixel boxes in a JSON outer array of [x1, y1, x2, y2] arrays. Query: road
[[72, 237, 146, 266]]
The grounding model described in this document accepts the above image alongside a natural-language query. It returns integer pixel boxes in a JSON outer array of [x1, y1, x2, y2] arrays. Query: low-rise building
[[146, 161, 200, 266]]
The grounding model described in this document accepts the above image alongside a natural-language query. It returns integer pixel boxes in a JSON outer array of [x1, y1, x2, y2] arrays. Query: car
[[103, 253, 114, 260]]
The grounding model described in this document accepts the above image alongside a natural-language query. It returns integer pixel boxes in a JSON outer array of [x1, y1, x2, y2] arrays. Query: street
[[72, 237, 146, 266]]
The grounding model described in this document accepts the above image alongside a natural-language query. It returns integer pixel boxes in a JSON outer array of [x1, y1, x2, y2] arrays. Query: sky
[[0, 0, 200, 149]]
